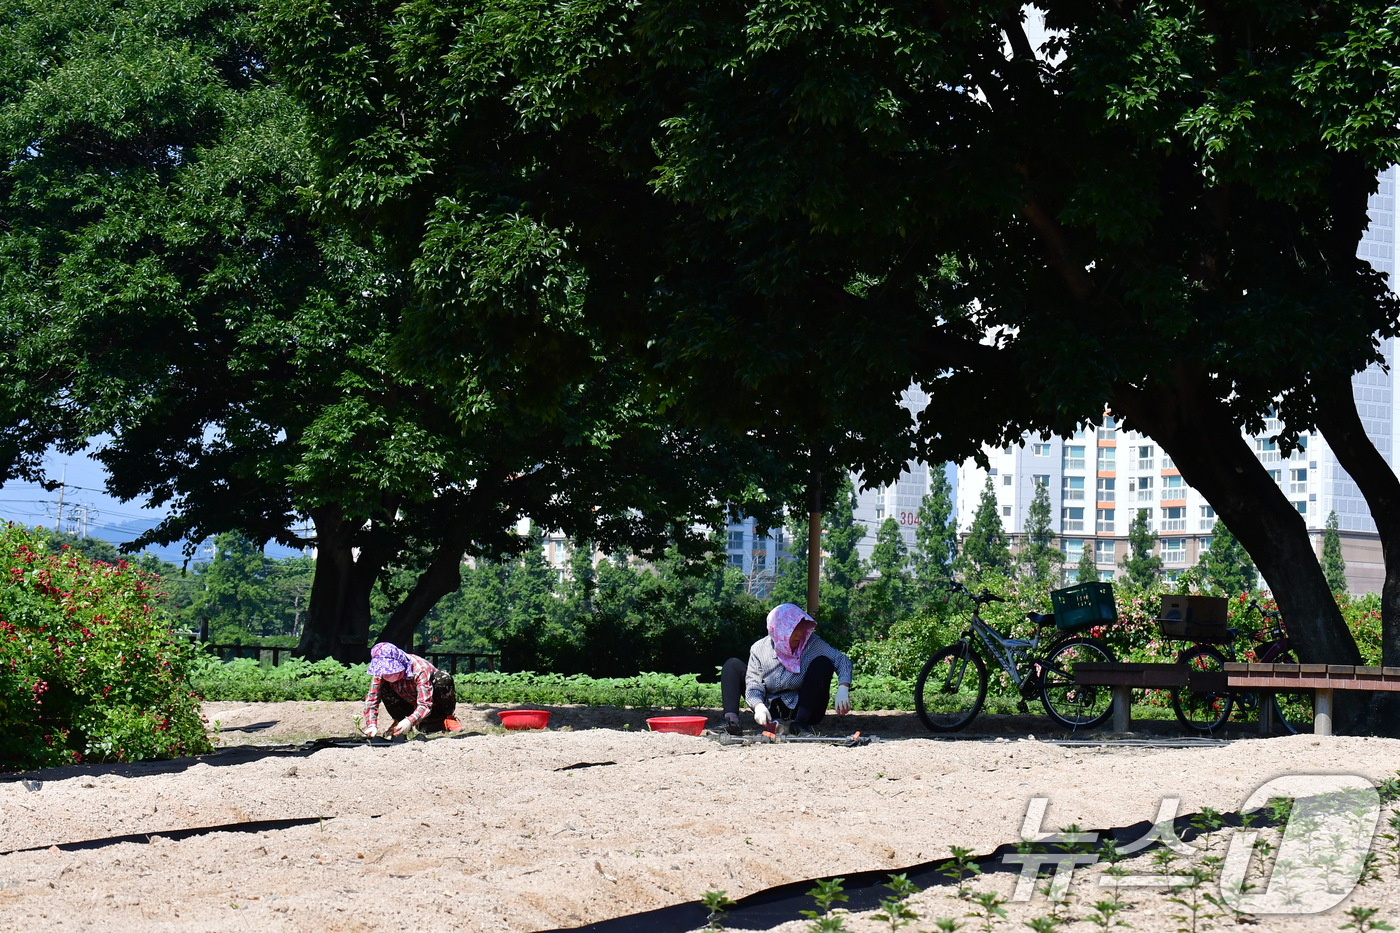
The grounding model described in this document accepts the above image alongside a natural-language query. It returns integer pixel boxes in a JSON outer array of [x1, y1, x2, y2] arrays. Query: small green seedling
[[802, 878, 849, 933], [1342, 906, 1395, 933], [871, 873, 921, 932], [1383, 811, 1400, 878], [1087, 897, 1129, 929], [934, 919, 964, 933], [1376, 772, 1400, 804], [1357, 851, 1384, 887], [1023, 917, 1062, 933], [801, 878, 848, 919], [1165, 863, 1215, 933], [1267, 796, 1293, 827], [1189, 807, 1224, 851], [702, 888, 736, 930], [942, 846, 983, 898], [807, 917, 849, 933], [966, 891, 1008, 933]]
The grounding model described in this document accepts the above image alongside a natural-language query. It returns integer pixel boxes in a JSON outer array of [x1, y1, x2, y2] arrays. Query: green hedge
[[192, 655, 918, 710]]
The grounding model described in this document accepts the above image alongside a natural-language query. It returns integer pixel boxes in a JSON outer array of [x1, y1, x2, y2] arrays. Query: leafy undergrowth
[[192, 656, 918, 709], [0, 524, 212, 769]]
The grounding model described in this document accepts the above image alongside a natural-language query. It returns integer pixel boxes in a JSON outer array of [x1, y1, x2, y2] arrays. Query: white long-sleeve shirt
[[744, 634, 853, 711]]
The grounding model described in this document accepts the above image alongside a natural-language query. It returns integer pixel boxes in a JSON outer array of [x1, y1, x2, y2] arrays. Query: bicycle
[[914, 581, 1118, 732], [1171, 599, 1311, 734]]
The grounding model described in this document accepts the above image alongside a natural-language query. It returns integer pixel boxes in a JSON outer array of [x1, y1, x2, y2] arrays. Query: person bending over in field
[[720, 603, 852, 736], [361, 642, 462, 736]]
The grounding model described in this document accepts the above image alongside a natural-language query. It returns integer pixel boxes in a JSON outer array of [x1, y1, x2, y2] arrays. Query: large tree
[[264, 0, 1400, 730], [0, 0, 789, 663]]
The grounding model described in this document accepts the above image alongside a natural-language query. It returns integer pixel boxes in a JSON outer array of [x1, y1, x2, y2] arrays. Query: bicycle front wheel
[[1040, 636, 1115, 729], [915, 641, 988, 733], [1171, 644, 1233, 734]]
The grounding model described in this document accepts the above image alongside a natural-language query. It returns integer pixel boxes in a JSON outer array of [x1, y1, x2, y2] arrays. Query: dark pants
[[721, 655, 835, 726], [381, 670, 458, 732]]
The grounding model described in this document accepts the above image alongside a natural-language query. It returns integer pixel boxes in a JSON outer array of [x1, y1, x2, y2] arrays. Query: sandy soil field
[[0, 703, 1396, 932]]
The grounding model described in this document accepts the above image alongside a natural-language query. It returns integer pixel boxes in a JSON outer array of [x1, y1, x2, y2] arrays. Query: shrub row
[[191, 655, 918, 710]]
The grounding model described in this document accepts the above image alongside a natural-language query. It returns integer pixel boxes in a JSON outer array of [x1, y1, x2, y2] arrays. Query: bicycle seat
[[1026, 611, 1055, 627]]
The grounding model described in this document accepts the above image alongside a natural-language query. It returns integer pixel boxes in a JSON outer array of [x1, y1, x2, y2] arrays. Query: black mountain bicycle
[[914, 582, 1117, 732]]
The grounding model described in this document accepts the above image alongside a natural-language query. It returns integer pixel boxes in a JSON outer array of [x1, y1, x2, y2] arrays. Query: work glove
[[753, 702, 771, 727], [835, 685, 851, 715], [363, 723, 378, 738], [389, 719, 409, 737]]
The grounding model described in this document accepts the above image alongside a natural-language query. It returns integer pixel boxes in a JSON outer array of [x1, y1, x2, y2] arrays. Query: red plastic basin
[[646, 716, 707, 735], [498, 709, 550, 730]]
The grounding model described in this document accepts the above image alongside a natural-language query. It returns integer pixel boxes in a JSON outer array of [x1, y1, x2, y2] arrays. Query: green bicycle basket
[[1050, 581, 1118, 632]]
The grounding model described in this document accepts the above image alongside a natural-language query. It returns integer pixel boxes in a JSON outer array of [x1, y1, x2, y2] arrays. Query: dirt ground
[[0, 702, 1396, 932], [201, 700, 1294, 746]]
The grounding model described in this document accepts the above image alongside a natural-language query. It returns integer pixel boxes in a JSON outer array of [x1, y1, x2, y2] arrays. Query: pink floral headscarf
[[767, 603, 816, 673]]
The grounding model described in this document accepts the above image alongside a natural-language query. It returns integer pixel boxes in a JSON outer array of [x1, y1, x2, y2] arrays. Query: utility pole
[[53, 465, 66, 533]]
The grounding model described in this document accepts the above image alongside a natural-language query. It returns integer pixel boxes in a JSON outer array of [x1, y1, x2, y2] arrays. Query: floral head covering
[[367, 642, 412, 678], [767, 603, 816, 674]]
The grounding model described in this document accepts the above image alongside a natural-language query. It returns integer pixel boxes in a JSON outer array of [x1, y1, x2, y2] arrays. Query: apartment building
[[955, 419, 1317, 584], [852, 386, 935, 563]]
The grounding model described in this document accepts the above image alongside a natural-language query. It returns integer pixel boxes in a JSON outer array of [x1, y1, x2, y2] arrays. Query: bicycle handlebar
[[948, 581, 1004, 604], [1242, 599, 1286, 641]]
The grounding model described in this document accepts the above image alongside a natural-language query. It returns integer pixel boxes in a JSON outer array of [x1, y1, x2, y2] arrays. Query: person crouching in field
[[720, 604, 852, 736], [361, 643, 462, 736]]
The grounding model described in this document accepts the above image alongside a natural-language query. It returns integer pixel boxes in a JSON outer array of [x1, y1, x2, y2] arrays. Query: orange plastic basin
[[646, 716, 707, 735], [498, 709, 550, 730]]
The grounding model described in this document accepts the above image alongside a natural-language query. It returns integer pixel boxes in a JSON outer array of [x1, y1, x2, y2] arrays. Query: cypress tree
[[821, 476, 867, 642], [1199, 520, 1257, 596], [1120, 509, 1163, 588], [912, 465, 957, 602], [1321, 510, 1348, 595], [1076, 540, 1099, 584], [1020, 480, 1062, 586], [959, 475, 1012, 578], [863, 516, 912, 635]]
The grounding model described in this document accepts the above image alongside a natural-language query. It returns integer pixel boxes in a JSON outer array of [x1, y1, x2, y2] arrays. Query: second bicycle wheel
[[1172, 644, 1233, 734], [1040, 636, 1116, 729], [1267, 652, 1313, 735], [914, 641, 988, 732]]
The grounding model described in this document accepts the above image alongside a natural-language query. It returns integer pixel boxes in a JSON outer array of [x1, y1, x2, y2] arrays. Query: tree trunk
[[377, 533, 472, 650], [1112, 367, 1364, 673], [295, 505, 389, 664], [1315, 372, 1400, 670], [807, 474, 823, 617]]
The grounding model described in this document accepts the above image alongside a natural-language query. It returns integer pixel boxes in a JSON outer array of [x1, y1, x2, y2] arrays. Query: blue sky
[[0, 442, 299, 564]]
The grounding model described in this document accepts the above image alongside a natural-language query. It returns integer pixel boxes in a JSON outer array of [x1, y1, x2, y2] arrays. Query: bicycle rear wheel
[[1267, 652, 1313, 734], [1040, 636, 1115, 729], [914, 641, 988, 733], [1171, 644, 1233, 734]]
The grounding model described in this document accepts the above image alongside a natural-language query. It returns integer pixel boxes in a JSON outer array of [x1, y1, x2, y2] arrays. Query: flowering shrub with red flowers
[[0, 524, 212, 769]]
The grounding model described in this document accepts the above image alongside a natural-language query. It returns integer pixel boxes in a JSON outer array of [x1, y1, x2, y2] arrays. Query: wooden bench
[[1073, 663, 1204, 732], [1224, 663, 1400, 736]]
